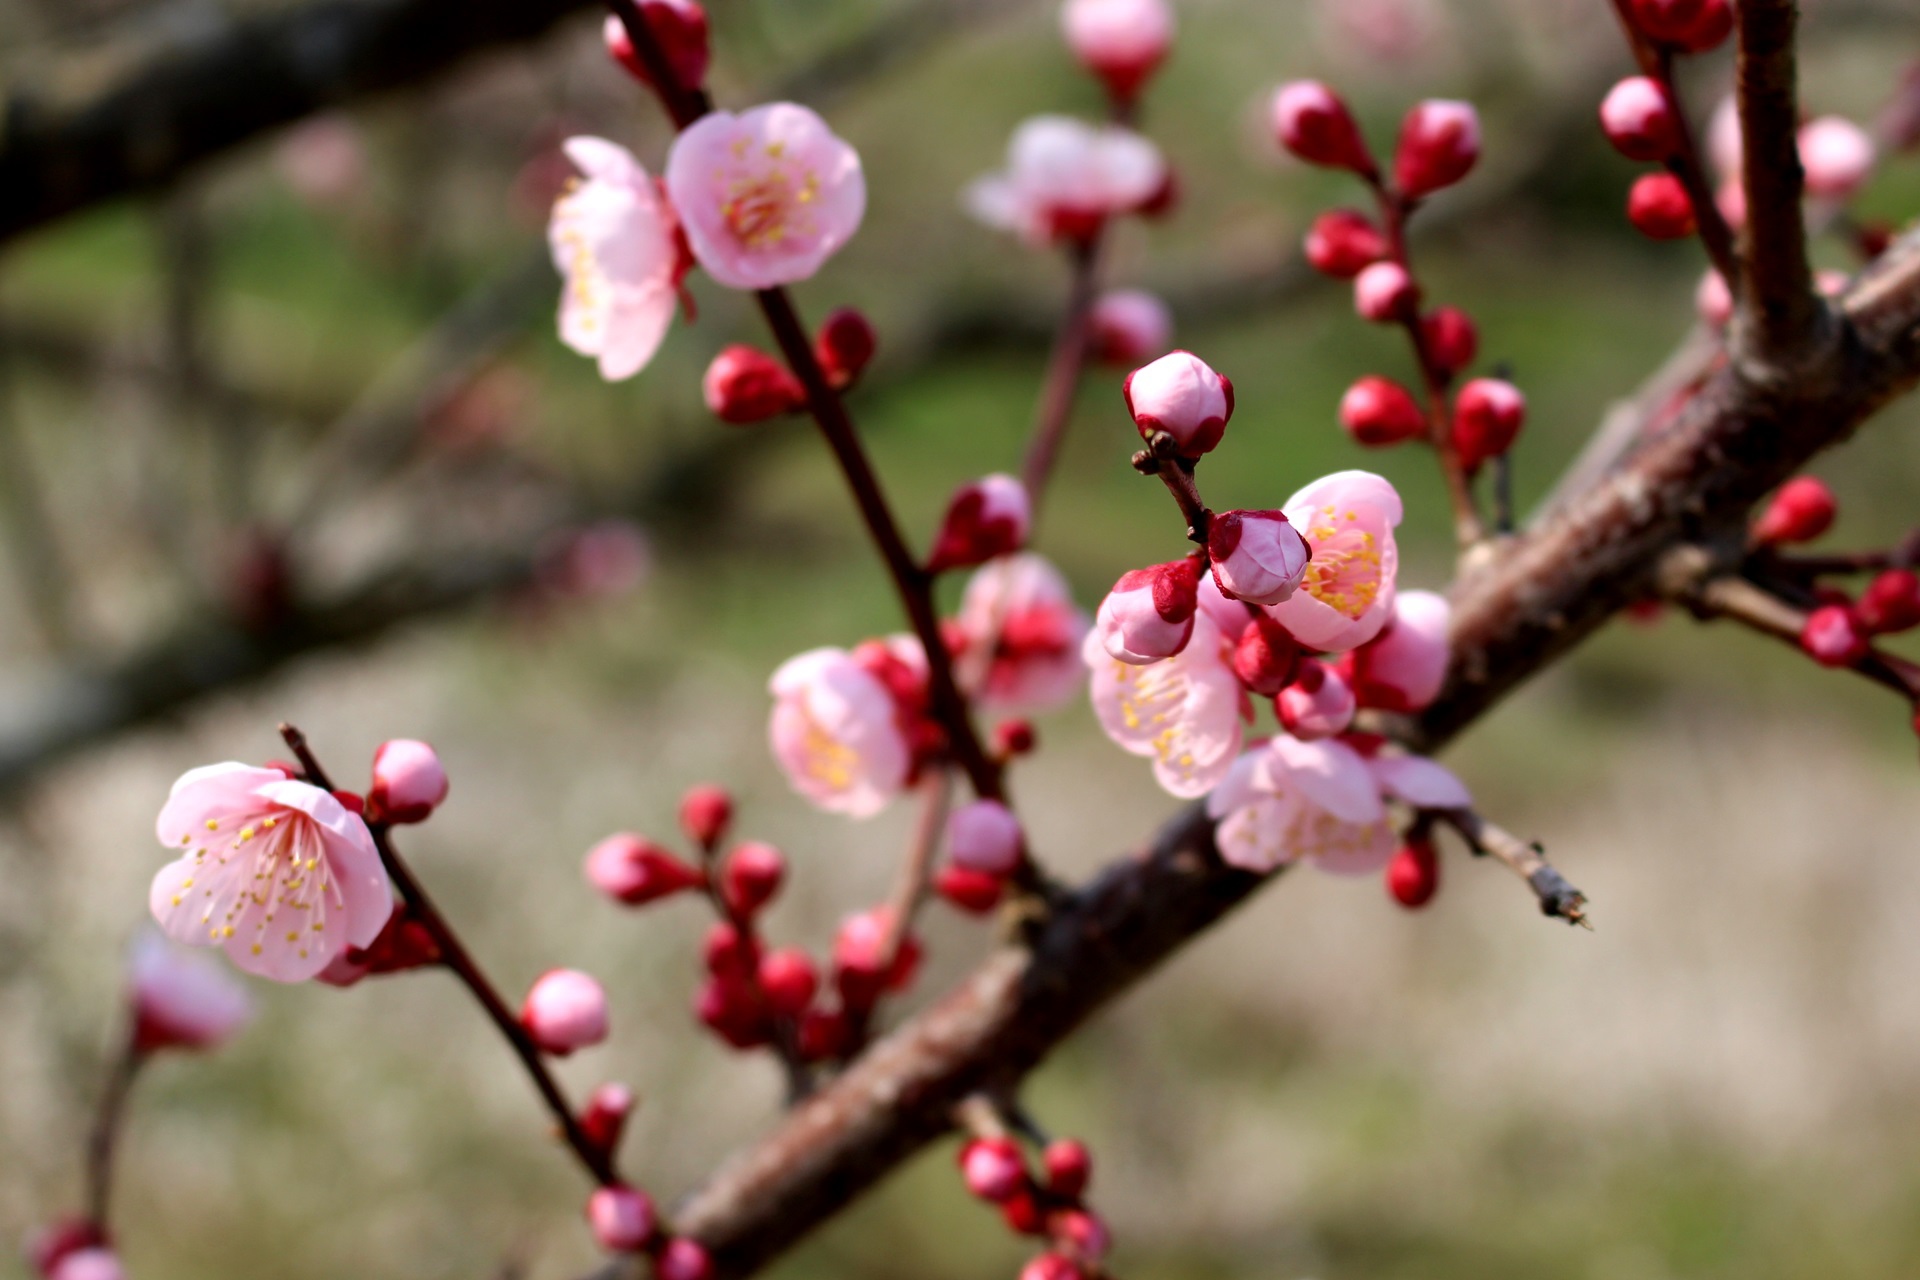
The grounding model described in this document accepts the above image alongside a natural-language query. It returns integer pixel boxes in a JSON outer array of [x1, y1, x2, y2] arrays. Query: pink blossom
[[151, 763, 392, 983], [1344, 589, 1450, 712], [588, 1185, 658, 1252], [1094, 557, 1202, 663], [966, 116, 1167, 247], [368, 739, 448, 824], [664, 103, 866, 290], [927, 473, 1031, 572], [1275, 659, 1356, 740], [521, 968, 609, 1055], [1265, 470, 1402, 652], [1089, 289, 1173, 366], [946, 799, 1024, 876], [1798, 116, 1875, 200], [550, 137, 683, 381], [1061, 0, 1174, 103], [1124, 350, 1233, 457], [1206, 735, 1392, 875], [656, 1239, 714, 1280], [1085, 609, 1247, 797], [1368, 752, 1471, 810], [48, 1249, 124, 1280], [1207, 509, 1311, 605], [768, 647, 911, 817], [954, 553, 1091, 712], [129, 931, 253, 1053]]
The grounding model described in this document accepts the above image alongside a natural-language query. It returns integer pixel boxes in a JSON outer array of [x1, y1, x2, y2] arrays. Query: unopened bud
[[520, 969, 609, 1056], [656, 1238, 714, 1280], [1857, 569, 1920, 635], [1043, 1138, 1093, 1197], [946, 799, 1025, 876], [1088, 289, 1173, 366], [720, 841, 786, 916], [1752, 476, 1837, 545], [1451, 377, 1526, 472], [757, 947, 819, 1018], [1801, 604, 1868, 667], [368, 739, 448, 824], [1275, 659, 1357, 740], [1420, 306, 1478, 379], [587, 1184, 658, 1253], [994, 719, 1038, 757], [1096, 556, 1203, 663], [1124, 350, 1233, 458], [1353, 260, 1418, 323], [584, 834, 704, 907], [1600, 77, 1680, 161], [1061, 0, 1175, 106], [1799, 117, 1876, 201], [1394, 100, 1480, 199], [703, 345, 805, 424], [1626, 173, 1696, 240], [927, 474, 1031, 573], [1208, 509, 1312, 605], [1386, 835, 1440, 908], [815, 307, 877, 389], [580, 1082, 636, 1155], [1271, 81, 1375, 174], [1339, 375, 1427, 446], [1231, 615, 1302, 696], [1303, 209, 1386, 279], [602, 3, 710, 92], [677, 783, 733, 849], [935, 865, 1005, 914], [960, 1136, 1028, 1202]]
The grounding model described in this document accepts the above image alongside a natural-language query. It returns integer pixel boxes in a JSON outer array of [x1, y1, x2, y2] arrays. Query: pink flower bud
[[1339, 374, 1427, 446], [129, 932, 253, 1054], [815, 307, 877, 389], [656, 1238, 714, 1280], [1123, 350, 1233, 457], [1089, 289, 1173, 366], [521, 969, 609, 1056], [602, 4, 710, 93], [1799, 117, 1876, 201], [47, 1249, 123, 1280], [935, 865, 1005, 914], [367, 738, 449, 824], [1303, 208, 1387, 279], [1275, 659, 1357, 740], [1095, 557, 1203, 663], [1231, 615, 1302, 696], [587, 1185, 658, 1253], [833, 907, 919, 1006], [703, 345, 805, 424], [961, 1136, 1028, 1202], [1021, 1254, 1082, 1280], [1696, 269, 1733, 327], [946, 799, 1024, 876], [1043, 1138, 1093, 1197], [1061, 0, 1175, 106], [1271, 81, 1375, 173], [1857, 570, 1920, 635], [757, 947, 819, 1017], [584, 834, 704, 906], [1386, 835, 1439, 908], [1394, 100, 1480, 199], [1451, 377, 1526, 472], [1421, 306, 1479, 379], [1055, 1208, 1111, 1262], [1627, 172, 1696, 239], [1801, 604, 1868, 667], [28, 1221, 105, 1278], [677, 783, 733, 849], [720, 841, 786, 916], [1353, 260, 1419, 322], [1208, 510, 1312, 605], [1344, 590, 1450, 712], [580, 1082, 636, 1155], [1600, 77, 1680, 162], [927, 474, 1031, 572], [1752, 477, 1837, 545]]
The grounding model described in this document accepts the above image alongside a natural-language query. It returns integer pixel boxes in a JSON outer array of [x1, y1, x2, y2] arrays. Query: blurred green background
[[2, 0, 1920, 1278]]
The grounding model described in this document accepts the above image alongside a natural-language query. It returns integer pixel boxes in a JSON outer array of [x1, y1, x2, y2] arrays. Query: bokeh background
[[2, 0, 1920, 1277]]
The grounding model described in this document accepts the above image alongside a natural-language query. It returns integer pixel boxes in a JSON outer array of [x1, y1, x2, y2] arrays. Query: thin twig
[[83, 1031, 144, 1228], [1436, 809, 1590, 927], [279, 723, 618, 1186], [1019, 230, 1103, 510]]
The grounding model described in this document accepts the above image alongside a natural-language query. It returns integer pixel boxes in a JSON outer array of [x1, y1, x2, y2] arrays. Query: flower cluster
[[958, 1128, 1111, 1280]]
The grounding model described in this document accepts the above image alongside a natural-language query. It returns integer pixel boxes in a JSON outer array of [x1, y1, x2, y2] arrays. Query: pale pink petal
[[1299, 811, 1398, 877], [154, 763, 282, 848], [1370, 754, 1472, 810], [1261, 735, 1383, 824], [1085, 613, 1241, 797], [1214, 797, 1296, 872]]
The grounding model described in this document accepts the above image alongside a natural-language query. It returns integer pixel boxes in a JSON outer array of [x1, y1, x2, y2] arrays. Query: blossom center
[[720, 148, 820, 250], [1301, 505, 1383, 619]]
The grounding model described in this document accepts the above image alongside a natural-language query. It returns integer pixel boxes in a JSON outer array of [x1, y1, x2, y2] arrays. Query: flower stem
[[1020, 233, 1104, 511], [279, 724, 619, 1186], [83, 1031, 143, 1228]]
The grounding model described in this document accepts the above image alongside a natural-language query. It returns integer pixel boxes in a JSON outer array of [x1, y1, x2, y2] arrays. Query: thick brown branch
[[1732, 0, 1830, 371]]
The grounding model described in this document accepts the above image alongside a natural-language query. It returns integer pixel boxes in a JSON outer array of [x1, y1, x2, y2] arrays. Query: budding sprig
[[956, 1097, 1113, 1280], [1273, 81, 1516, 548]]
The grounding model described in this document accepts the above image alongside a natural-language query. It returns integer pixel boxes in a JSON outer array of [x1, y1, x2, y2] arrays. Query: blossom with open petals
[[151, 764, 392, 982], [1085, 609, 1246, 797], [1344, 589, 1449, 712], [966, 116, 1166, 247], [1205, 736, 1391, 875], [664, 103, 866, 290], [1265, 470, 1402, 652], [129, 931, 254, 1053], [549, 137, 684, 381], [954, 553, 1090, 713], [768, 648, 911, 817]]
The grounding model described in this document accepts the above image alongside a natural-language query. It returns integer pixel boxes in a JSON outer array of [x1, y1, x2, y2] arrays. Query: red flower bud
[[1451, 377, 1526, 472], [702, 345, 804, 424], [656, 1237, 714, 1280], [960, 1137, 1028, 1202], [584, 834, 705, 907], [602, 3, 710, 93], [756, 947, 819, 1018], [935, 865, 1005, 914], [1021, 1254, 1082, 1280], [720, 841, 785, 916], [1600, 77, 1680, 162], [1271, 81, 1375, 173], [1394, 100, 1481, 198], [815, 307, 877, 389], [1339, 375, 1427, 446], [1752, 477, 1837, 546], [1043, 1138, 1093, 1198], [587, 1184, 658, 1254], [1002, 1188, 1046, 1235], [927, 474, 1031, 573], [702, 921, 759, 980], [1628, 0, 1727, 50], [1857, 569, 1920, 635], [1386, 835, 1440, 908], [694, 973, 770, 1050], [1353, 260, 1419, 322], [995, 718, 1038, 757], [1231, 614, 1303, 696], [1421, 306, 1478, 379], [1626, 172, 1696, 240], [797, 1004, 851, 1061], [1800, 604, 1869, 667], [677, 783, 732, 849], [579, 1082, 636, 1156], [1303, 208, 1387, 279]]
